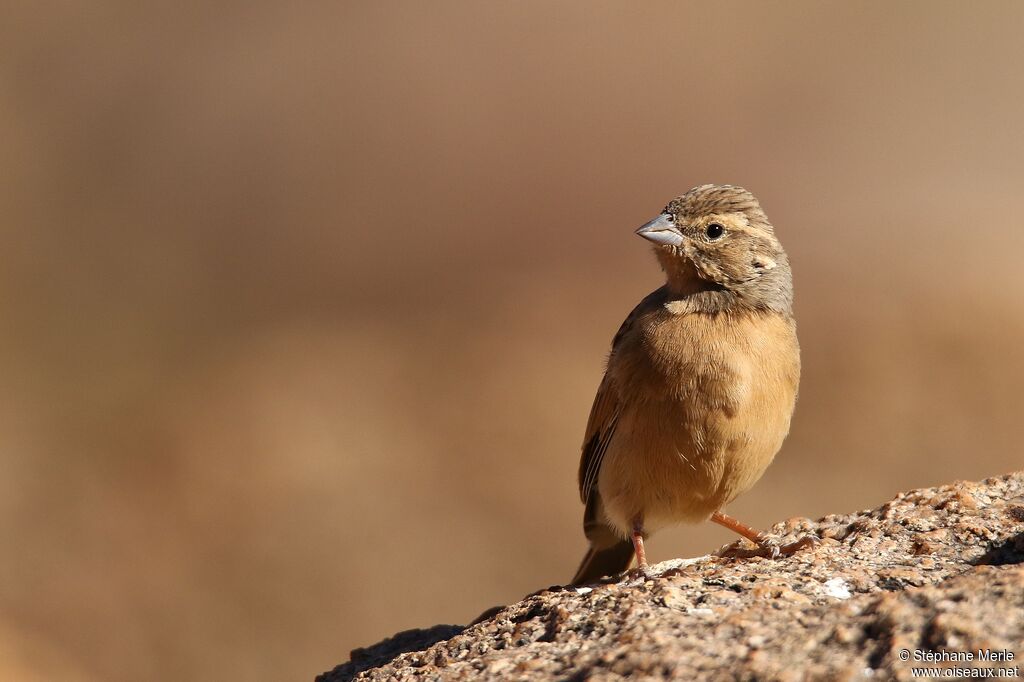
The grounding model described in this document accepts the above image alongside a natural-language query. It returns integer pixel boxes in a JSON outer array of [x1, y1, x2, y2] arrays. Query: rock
[[318, 473, 1024, 681]]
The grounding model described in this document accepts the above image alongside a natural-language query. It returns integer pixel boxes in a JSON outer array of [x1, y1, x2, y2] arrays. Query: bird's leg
[[630, 517, 648, 569], [711, 510, 817, 558], [620, 516, 656, 581]]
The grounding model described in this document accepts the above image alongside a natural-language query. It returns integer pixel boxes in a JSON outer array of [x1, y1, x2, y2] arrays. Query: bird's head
[[636, 184, 793, 313]]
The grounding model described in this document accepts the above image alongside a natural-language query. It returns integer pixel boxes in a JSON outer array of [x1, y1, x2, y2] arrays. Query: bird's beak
[[635, 214, 684, 247]]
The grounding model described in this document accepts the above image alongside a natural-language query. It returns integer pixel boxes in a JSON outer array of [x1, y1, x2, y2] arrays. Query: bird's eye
[[705, 223, 725, 240]]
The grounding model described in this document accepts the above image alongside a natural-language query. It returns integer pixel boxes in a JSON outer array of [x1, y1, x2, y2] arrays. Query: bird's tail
[[571, 540, 634, 585]]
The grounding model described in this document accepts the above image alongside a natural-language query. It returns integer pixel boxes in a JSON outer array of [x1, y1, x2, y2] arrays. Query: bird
[[571, 184, 813, 586]]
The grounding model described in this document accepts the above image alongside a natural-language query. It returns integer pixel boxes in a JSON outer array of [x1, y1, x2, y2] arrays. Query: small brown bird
[[572, 184, 811, 586]]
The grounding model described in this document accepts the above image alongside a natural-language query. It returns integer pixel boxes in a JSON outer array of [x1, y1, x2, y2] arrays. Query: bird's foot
[[755, 532, 819, 558], [711, 510, 819, 559], [720, 532, 820, 559], [622, 563, 657, 582]]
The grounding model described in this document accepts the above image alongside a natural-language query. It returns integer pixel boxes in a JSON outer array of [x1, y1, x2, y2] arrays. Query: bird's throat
[[657, 250, 721, 298]]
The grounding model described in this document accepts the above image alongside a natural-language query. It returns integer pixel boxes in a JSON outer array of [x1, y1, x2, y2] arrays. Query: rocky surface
[[319, 473, 1024, 681]]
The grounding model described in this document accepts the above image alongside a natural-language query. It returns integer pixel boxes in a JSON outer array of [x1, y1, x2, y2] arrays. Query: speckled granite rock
[[319, 473, 1024, 681]]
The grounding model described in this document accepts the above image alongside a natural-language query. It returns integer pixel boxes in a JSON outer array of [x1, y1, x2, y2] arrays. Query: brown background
[[2, 2, 1023, 680]]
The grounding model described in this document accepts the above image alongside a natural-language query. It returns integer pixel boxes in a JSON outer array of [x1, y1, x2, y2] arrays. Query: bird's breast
[[597, 308, 800, 535]]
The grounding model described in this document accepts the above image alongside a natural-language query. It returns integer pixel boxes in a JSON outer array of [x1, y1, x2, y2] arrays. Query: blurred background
[[2, 1, 1023, 680]]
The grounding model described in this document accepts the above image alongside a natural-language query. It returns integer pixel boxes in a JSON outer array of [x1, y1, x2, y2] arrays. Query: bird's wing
[[577, 290, 660, 505], [577, 371, 621, 505]]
